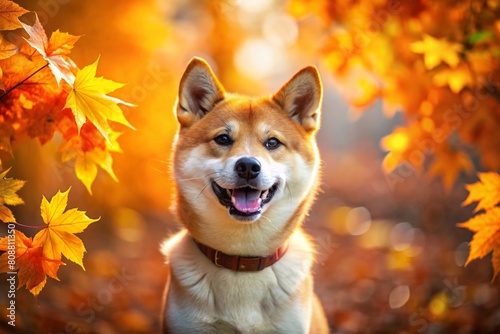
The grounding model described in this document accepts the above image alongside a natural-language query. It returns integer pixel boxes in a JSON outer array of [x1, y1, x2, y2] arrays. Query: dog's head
[[171, 57, 322, 243]]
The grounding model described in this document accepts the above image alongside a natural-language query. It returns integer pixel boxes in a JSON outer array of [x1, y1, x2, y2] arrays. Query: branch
[[0, 63, 49, 99]]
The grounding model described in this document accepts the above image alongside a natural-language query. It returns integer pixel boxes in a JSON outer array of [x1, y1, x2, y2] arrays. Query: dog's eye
[[265, 137, 281, 150], [214, 134, 233, 146]]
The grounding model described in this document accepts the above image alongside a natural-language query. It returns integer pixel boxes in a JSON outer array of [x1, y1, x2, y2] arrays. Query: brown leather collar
[[193, 239, 288, 272]]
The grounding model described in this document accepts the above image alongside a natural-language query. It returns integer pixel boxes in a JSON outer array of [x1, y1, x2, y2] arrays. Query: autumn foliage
[[0, 0, 131, 296], [0, 0, 133, 193], [288, 0, 500, 279], [0, 188, 98, 296], [459, 172, 500, 280]]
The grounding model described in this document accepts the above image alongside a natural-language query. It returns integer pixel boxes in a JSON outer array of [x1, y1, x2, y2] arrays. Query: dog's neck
[[192, 238, 288, 272]]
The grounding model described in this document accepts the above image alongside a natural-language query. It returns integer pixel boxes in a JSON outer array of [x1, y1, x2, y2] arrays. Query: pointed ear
[[176, 57, 225, 127], [272, 66, 322, 132]]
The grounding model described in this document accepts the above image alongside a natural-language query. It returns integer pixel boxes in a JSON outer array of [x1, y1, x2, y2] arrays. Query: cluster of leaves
[[459, 172, 500, 280], [0, 0, 132, 296], [289, 0, 500, 190], [0, 181, 98, 296], [0, 0, 134, 193], [288, 0, 500, 279]]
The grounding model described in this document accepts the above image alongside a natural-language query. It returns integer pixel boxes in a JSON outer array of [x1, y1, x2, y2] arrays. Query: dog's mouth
[[211, 182, 278, 219]]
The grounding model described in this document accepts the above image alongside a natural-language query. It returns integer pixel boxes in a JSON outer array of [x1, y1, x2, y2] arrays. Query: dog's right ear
[[176, 57, 225, 128]]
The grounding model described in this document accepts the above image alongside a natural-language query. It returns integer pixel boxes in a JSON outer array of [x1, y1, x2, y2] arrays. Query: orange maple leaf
[[20, 13, 80, 86], [0, 0, 28, 31], [458, 207, 500, 280], [58, 117, 122, 194], [462, 172, 500, 212], [32, 188, 99, 269], [429, 146, 473, 191], [0, 168, 26, 223], [0, 230, 64, 296], [64, 57, 135, 143]]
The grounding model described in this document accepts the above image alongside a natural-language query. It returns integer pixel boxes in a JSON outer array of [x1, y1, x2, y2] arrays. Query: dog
[[161, 57, 329, 333]]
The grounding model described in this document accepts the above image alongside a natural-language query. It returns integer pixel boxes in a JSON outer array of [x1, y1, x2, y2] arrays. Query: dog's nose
[[235, 157, 261, 180]]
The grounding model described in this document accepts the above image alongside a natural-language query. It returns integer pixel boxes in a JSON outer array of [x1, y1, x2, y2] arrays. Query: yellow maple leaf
[[462, 172, 500, 212], [0, 0, 28, 31], [381, 127, 413, 172], [0, 230, 64, 296], [458, 207, 500, 279], [410, 34, 463, 70], [0, 168, 26, 223], [64, 56, 135, 144], [433, 63, 473, 93], [32, 188, 99, 269]]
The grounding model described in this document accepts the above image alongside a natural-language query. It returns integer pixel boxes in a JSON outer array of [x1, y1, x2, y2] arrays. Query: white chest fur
[[162, 230, 316, 333]]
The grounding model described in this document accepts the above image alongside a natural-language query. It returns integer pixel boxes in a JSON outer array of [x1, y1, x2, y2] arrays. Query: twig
[[0, 63, 49, 100], [12, 221, 47, 229]]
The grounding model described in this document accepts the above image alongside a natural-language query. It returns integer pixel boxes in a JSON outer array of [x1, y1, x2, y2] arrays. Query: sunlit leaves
[[65, 57, 135, 142], [462, 172, 500, 213], [307, 0, 500, 191], [0, 0, 134, 193], [0, 230, 64, 295], [0, 168, 26, 222], [0, 188, 98, 296], [0, 0, 27, 30], [20, 13, 79, 86], [33, 188, 99, 270], [410, 35, 463, 70], [459, 173, 500, 280]]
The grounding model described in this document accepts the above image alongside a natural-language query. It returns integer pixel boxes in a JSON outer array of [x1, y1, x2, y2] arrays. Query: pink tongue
[[231, 188, 262, 213]]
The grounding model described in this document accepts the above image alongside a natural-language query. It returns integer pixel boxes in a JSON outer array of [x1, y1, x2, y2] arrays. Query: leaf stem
[[0, 63, 50, 99], [12, 221, 47, 229]]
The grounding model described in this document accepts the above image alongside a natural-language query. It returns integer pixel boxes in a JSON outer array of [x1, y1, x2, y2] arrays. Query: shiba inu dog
[[161, 57, 329, 333]]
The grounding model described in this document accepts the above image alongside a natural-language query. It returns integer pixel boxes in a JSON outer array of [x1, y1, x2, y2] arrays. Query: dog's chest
[[172, 254, 310, 332]]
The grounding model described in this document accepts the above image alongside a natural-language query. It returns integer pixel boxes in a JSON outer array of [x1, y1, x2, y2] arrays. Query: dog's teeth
[[261, 190, 269, 199], [227, 189, 232, 197]]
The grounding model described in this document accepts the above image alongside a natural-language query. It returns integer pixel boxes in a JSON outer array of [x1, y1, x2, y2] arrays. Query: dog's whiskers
[[177, 171, 221, 182], [259, 214, 272, 225]]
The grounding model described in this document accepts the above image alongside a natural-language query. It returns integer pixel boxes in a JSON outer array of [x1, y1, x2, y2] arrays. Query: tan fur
[[161, 57, 329, 333]]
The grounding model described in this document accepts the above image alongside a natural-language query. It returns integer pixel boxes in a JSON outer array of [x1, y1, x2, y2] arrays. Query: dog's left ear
[[273, 66, 322, 132], [176, 57, 225, 128]]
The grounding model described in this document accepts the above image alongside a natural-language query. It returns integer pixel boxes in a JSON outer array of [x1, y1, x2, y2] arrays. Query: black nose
[[235, 157, 261, 180]]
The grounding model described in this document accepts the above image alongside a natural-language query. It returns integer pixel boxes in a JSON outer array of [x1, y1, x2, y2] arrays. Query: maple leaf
[[64, 57, 135, 143], [32, 188, 99, 269], [410, 34, 463, 70], [0, 0, 28, 31], [433, 63, 473, 93], [59, 120, 121, 194], [20, 13, 80, 86], [0, 168, 26, 223], [462, 172, 500, 212], [429, 147, 473, 191], [0, 230, 64, 296], [458, 207, 500, 279]]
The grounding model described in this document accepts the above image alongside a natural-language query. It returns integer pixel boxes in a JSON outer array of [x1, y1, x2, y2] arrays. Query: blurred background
[[1, 0, 500, 333]]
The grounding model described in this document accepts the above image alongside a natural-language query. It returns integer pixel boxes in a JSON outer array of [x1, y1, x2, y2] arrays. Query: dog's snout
[[235, 157, 261, 180]]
